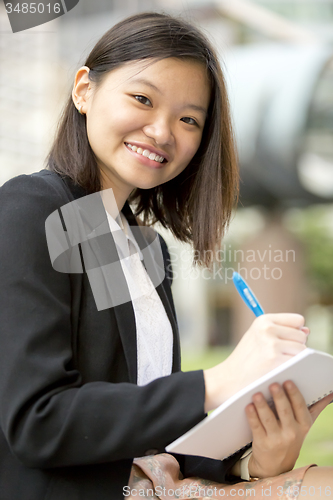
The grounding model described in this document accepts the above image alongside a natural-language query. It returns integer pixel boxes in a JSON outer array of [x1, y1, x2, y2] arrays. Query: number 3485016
[[277, 486, 332, 497], [5, 3, 61, 14]]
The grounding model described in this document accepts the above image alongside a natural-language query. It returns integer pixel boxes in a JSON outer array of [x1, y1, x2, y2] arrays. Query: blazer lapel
[[77, 198, 138, 384]]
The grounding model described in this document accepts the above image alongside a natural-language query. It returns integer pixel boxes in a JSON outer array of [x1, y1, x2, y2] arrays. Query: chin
[[132, 180, 163, 191]]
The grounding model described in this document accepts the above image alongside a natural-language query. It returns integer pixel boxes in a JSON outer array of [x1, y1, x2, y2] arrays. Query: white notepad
[[166, 348, 333, 460]]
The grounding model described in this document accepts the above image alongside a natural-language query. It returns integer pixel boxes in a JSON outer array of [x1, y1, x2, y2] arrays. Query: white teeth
[[126, 143, 165, 163]]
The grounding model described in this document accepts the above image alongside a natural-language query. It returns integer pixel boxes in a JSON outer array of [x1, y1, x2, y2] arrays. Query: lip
[[125, 143, 166, 169], [124, 141, 170, 163]]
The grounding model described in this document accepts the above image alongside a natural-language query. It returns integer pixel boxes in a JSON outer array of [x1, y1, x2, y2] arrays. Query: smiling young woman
[[0, 11, 332, 500], [47, 13, 238, 270]]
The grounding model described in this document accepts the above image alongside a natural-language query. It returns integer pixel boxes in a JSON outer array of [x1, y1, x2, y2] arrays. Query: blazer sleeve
[[0, 174, 207, 469]]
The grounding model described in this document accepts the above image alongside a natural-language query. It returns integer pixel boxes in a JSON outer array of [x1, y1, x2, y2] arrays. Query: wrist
[[203, 367, 218, 413], [203, 358, 239, 412], [238, 448, 260, 482], [247, 453, 260, 481]]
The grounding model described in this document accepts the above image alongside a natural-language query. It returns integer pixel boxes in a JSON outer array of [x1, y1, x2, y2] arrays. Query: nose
[[142, 115, 174, 146]]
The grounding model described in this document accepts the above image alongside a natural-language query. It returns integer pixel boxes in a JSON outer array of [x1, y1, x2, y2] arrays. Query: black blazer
[[0, 170, 246, 500]]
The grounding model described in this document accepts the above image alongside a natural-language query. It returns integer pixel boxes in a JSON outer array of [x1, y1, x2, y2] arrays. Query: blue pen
[[232, 272, 264, 317]]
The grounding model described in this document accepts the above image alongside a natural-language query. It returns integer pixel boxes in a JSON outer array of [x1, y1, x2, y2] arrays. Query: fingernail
[[301, 327, 310, 335], [284, 381, 294, 390]]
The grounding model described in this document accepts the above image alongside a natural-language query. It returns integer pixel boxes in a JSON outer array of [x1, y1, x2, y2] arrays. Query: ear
[[72, 66, 93, 115]]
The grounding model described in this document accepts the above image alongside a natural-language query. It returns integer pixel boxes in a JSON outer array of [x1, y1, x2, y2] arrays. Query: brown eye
[[134, 95, 152, 106], [181, 117, 198, 126]]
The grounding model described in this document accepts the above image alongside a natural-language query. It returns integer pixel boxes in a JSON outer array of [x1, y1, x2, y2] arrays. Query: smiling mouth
[[125, 143, 167, 164]]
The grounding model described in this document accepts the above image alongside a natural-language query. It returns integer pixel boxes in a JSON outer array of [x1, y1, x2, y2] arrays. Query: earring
[[77, 102, 83, 115]]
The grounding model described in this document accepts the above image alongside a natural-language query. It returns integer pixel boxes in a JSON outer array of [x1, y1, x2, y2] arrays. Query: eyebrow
[[129, 77, 208, 117], [130, 77, 162, 95]]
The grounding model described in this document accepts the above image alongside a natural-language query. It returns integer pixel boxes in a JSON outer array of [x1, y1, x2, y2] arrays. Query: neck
[[99, 169, 132, 215]]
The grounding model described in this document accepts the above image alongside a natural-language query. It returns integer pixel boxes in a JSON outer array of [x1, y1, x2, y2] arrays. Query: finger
[[245, 403, 267, 440], [308, 393, 333, 424], [276, 327, 308, 344], [251, 392, 280, 434], [269, 383, 295, 428], [278, 340, 307, 356], [263, 313, 304, 329], [283, 381, 312, 428]]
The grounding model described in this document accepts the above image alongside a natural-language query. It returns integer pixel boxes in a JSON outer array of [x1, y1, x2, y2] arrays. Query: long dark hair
[[46, 12, 239, 269]]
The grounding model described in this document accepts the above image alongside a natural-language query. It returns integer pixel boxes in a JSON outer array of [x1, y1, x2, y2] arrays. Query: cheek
[[86, 119, 123, 160], [86, 100, 140, 150], [172, 142, 200, 179], [86, 105, 112, 151], [179, 135, 202, 165]]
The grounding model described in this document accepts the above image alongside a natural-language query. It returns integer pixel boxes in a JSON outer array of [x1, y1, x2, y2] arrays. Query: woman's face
[[75, 57, 211, 208]]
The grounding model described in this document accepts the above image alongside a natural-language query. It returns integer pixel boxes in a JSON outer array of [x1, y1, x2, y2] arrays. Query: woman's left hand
[[246, 381, 333, 479]]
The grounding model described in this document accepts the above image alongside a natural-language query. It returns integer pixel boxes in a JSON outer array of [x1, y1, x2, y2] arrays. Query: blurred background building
[[1, 0, 333, 355]]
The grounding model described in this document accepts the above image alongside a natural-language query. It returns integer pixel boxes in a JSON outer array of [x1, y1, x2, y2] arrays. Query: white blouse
[[106, 210, 173, 386]]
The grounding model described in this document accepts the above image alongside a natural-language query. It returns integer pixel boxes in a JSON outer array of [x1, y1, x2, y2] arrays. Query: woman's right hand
[[203, 313, 309, 412]]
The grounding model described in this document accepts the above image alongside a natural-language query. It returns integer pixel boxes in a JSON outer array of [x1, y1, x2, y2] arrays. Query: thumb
[[308, 394, 333, 424]]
